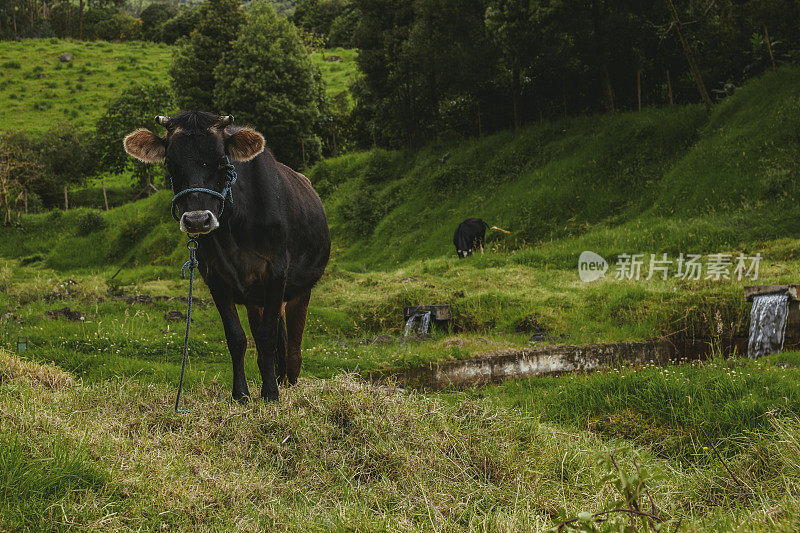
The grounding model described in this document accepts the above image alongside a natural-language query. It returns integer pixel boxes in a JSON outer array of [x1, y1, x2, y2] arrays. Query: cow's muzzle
[[180, 210, 219, 234]]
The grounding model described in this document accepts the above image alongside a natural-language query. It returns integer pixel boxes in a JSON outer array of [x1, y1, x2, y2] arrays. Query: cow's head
[[123, 111, 265, 234]]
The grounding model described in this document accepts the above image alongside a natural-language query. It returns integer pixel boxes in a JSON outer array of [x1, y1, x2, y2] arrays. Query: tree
[[140, 2, 177, 41], [82, 5, 140, 41], [169, 0, 245, 110], [38, 125, 99, 209], [328, 4, 361, 47], [160, 6, 200, 44], [485, 0, 541, 128], [0, 134, 40, 224], [352, 0, 423, 147], [214, 1, 326, 168], [0, 126, 94, 213], [292, 0, 351, 43], [94, 83, 175, 194]]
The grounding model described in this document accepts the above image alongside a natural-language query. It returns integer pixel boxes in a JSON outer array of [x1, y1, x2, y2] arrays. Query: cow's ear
[[123, 129, 166, 163], [225, 128, 264, 162]]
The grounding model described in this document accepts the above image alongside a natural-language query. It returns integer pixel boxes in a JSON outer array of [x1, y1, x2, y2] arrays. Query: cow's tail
[[490, 225, 511, 234]]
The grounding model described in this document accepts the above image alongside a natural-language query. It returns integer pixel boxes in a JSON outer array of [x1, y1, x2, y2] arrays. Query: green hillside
[[312, 66, 800, 270], [0, 39, 172, 133], [3, 68, 800, 350]]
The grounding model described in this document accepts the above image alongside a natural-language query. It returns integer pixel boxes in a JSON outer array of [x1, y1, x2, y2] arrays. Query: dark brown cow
[[124, 111, 330, 403]]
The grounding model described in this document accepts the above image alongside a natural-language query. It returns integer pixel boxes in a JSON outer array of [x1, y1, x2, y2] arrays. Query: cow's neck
[[196, 190, 280, 296]]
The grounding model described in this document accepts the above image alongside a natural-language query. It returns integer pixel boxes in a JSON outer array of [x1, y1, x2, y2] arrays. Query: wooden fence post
[[765, 25, 777, 69], [666, 69, 674, 108], [637, 69, 642, 111], [101, 179, 109, 210]]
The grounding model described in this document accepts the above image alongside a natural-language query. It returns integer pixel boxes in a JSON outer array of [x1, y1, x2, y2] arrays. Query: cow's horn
[[219, 115, 234, 126], [155, 115, 172, 127]]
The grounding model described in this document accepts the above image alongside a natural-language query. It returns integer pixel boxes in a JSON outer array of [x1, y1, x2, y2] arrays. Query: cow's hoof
[[261, 387, 279, 402], [232, 390, 250, 405]]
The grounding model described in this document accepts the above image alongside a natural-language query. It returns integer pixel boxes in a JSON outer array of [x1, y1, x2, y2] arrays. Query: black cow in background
[[453, 218, 510, 258]]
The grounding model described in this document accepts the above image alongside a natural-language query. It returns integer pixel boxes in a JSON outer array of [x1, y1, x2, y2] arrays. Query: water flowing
[[403, 311, 432, 339], [748, 292, 790, 358]]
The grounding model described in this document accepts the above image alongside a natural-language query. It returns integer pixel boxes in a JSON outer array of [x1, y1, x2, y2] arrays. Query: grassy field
[[0, 39, 172, 133], [3, 67, 800, 529], [309, 47, 360, 109], [476, 350, 800, 459], [0, 39, 360, 134]]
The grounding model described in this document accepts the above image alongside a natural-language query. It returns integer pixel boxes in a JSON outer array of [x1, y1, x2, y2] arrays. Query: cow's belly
[[213, 259, 325, 306], [202, 234, 328, 306]]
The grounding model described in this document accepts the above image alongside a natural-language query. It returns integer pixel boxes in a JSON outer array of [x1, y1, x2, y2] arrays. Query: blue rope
[[175, 235, 199, 414], [171, 157, 237, 413], [170, 157, 238, 221]]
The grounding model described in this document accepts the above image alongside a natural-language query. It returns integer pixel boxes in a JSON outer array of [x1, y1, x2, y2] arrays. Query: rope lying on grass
[[175, 235, 199, 414]]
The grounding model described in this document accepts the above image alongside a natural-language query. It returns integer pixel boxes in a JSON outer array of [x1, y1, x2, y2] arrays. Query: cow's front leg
[[254, 279, 286, 402], [209, 283, 249, 404]]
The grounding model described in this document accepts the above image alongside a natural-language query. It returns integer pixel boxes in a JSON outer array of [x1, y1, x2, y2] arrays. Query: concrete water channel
[[369, 285, 800, 390]]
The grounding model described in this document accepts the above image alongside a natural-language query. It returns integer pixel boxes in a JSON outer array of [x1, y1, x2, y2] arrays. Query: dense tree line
[[0, 0, 197, 42], [349, 0, 800, 148]]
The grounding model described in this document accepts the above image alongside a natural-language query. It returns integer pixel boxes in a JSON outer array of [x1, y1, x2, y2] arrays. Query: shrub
[[140, 2, 178, 41], [18, 254, 46, 266], [76, 211, 107, 236], [160, 7, 200, 44], [93, 83, 174, 193], [83, 7, 140, 41]]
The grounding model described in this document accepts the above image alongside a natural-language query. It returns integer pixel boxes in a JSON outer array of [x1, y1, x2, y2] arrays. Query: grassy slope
[[3, 68, 800, 354], [0, 39, 172, 133], [0, 39, 360, 134], [313, 67, 800, 270]]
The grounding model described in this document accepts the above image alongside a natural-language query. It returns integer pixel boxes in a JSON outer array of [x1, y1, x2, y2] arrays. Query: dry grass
[[0, 350, 73, 389], [3, 352, 800, 531]]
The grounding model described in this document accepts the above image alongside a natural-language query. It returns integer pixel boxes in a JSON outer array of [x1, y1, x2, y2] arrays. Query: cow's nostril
[[180, 210, 218, 234]]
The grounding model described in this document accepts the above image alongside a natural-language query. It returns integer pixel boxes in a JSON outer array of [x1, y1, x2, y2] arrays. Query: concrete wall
[[367, 337, 748, 390]]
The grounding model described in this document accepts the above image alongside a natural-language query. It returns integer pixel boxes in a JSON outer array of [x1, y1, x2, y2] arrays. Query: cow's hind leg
[[247, 304, 287, 398], [284, 289, 311, 385], [251, 277, 287, 402]]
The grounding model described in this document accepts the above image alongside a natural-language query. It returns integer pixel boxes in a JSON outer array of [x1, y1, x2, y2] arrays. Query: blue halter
[[170, 156, 238, 221]]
